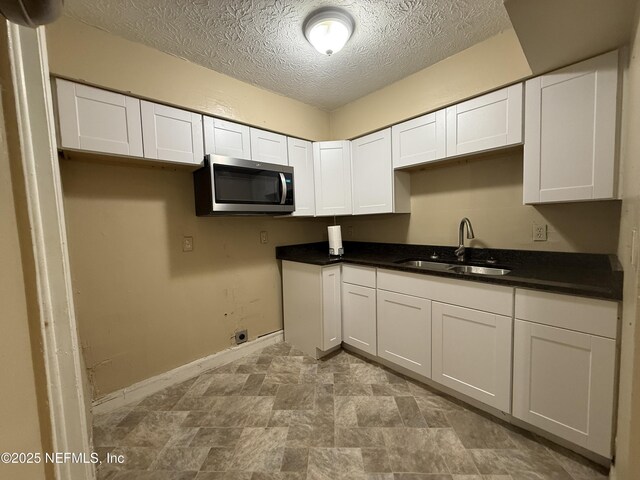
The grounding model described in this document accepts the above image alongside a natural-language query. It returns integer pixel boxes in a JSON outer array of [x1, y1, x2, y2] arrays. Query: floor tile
[[446, 410, 515, 449], [199, 447, 235, 471], [150, 446, 210, 470], [227, 427, 288, 471], [361, 448, 392, 473], [190, 428, 243, 448], [394, 396, 428, 427], [383, 428, 449, 474], [273, 384, 316, 410], [336, 427, 386, 448], [307, 447, 366, 480], [280, 447, 309, 472]]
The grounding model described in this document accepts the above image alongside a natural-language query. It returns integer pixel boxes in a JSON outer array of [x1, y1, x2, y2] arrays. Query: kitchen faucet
[[454, 217, 475, 262]]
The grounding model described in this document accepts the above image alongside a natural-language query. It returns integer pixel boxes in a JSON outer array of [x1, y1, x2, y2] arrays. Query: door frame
[[6, 22, 95, 480]]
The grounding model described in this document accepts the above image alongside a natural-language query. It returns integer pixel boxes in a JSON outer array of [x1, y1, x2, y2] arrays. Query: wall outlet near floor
[[260, 231, 268, 244], [533, 223, 548, 242], [235, 329, 248, 345], [182, 236, 194, 252]]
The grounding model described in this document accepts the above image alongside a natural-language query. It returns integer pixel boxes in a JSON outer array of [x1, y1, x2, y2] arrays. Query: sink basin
[[397, 260, 454, 271], [448, 265, 511, 276], [397, 259, 511, 276]]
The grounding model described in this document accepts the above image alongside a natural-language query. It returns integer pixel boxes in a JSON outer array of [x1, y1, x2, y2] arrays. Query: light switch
[[183, 236, 193, 252], [260, 231, 268, 244]]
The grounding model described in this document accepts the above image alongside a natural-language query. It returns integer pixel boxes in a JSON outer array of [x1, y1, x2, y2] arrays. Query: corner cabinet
[[282, 261, 341, 359], [203, 117, 251, 159], [392, 110, 446, 169], [55, 78, 143, 157], [513, 289, 618, 457], [287, 138, 315, 217], [250, 128, 288, 166], [523, 50, 619, 204], [313, 141, 352, 216], [140, 101, 204, 165], [351, 128, 410, 215], [432, 302, 512, 412], [446, 83, 523, 157], [342, 265, 377, 356]]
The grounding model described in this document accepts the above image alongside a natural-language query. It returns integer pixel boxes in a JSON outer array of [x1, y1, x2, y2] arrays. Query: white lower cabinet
[[432, 302, 512, 412], [342, 283, 377, 356], [321, 265, 342, 351], [513, 289, 618, 457], [377, 290, 431, 378], [282, 261, 341, 359]]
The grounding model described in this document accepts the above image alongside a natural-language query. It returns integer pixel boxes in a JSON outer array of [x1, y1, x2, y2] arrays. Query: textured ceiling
[[63, 0, 512, 110]]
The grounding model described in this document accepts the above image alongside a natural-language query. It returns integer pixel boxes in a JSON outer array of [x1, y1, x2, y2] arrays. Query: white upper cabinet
[[55, 79, 143, 157], [287, 138, 315, 217], [141, 101, 203, 165], [249, 127, 288, 165], [203, 117, 251, 159], [446, 83, 523, 157], [432, 302, 512, 412], [352, 128, 410, 215], [523, 51, 619, 204], [313, 140, 352, 216], [392, 110, 446, 169]]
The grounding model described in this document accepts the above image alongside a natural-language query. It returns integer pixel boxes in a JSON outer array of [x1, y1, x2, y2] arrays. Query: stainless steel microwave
[[193, 154, 294, 216]]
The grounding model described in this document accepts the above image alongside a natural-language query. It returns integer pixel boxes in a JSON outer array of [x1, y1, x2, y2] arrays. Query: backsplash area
[[339, 149, 621, 254]]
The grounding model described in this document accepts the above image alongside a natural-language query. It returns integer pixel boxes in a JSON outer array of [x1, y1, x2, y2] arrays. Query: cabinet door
[[392, 110, 446, 168], [446, 83, 523, 157], [342, 283, 376, 355], [513, 320, 616, 457], [287, 138, 315, 217], [432, 303, 512, 412], [352, 128, 393, 215], [250, 128, 288, 165], [203, 117, 251, 159], [523, 51, 618, 204], [313, 141, 352, 216], [141, 101, 204, 164], [377, 290, 431, 377], [55, 79, 143, 157], [321, 265, 342, 351]]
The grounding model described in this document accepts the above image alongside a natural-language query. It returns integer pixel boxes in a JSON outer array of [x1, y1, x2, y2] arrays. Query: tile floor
[[93, 342, 609, 480]]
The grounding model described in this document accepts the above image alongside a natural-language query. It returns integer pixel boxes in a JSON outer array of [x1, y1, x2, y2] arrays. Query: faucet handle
[[429, 251, 439, 260], [486, 256, 498, 265]]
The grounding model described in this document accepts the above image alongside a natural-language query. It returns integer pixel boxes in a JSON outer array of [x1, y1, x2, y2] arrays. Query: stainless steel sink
[[448, 265, 511, 276], [398, 260, 453, 271], [397, 259, 511, 276]]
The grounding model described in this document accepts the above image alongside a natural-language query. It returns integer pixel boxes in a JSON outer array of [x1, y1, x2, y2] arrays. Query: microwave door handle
[[279, 173, 287, 204]]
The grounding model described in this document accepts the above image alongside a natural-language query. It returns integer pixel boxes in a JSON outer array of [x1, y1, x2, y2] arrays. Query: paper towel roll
[[328, 225, 343, 256]]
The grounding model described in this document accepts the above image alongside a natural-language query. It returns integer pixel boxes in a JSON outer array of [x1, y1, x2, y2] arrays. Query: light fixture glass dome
[[304, 8, 354, 56]]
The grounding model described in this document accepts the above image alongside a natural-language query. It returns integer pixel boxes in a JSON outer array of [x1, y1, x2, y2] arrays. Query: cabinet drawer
[[377, 269, 513, 316], [515, 289, 618, 338], [342, 264, 376, 288]]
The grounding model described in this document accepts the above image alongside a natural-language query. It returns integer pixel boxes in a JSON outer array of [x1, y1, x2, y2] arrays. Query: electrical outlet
[[260, 231, 268, 244], [182, 236, 194, 252], [235, 329, 248, 345], [533, 224, 547, 242]]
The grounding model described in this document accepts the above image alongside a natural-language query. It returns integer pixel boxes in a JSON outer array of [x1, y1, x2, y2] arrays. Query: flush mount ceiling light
[[304, 8, 354, 56]]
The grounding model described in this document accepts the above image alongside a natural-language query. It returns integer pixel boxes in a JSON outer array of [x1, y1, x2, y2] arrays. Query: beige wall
[[329, 29, 532, 140], [613, 2, 640, 478], [0, 31, 48, 480], [60, 159, 329, 397], [46, 16, 330, 141], [339, 149, 621, 253]]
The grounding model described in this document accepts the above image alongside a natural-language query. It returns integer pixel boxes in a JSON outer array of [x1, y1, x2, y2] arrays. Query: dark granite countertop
[[276, 241, 623, 301]]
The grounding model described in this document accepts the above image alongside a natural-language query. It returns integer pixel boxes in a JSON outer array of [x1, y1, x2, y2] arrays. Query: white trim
[[92, 331, 284, 415], [6, 23, 95, 480]]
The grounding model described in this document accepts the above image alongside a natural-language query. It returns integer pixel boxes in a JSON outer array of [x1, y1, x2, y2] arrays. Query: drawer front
[[342, 264, 376, 288], [377, 268, 513, 316], [515, 288, 618, 338]]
